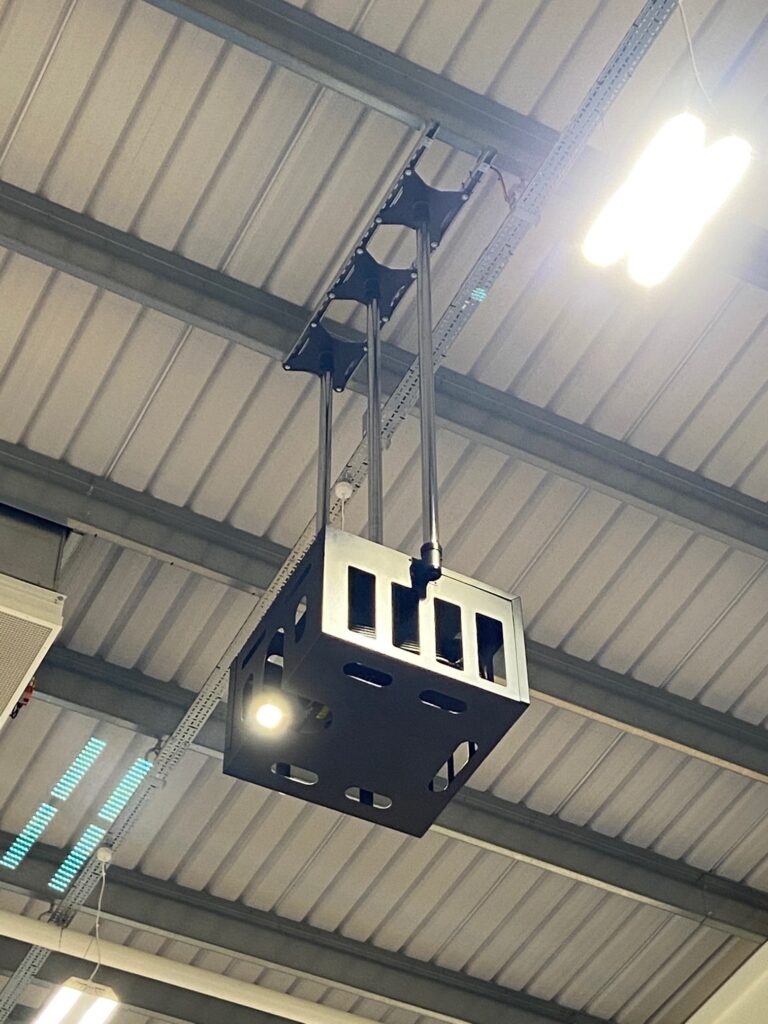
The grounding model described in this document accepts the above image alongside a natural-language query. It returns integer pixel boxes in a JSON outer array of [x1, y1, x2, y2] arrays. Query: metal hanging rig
[[282, 126, 488, 566], [225, 130, 530, 836]]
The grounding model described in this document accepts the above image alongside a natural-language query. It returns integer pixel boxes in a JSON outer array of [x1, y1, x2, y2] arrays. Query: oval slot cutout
[[430, 741, 477, 793], [419, 689, 466, 714], [294, 595, 308, 643], [241, 632, 265, 670], [344, 663, 392, 688], [271, 762, 318, 786], [345, 786, 392, 810]]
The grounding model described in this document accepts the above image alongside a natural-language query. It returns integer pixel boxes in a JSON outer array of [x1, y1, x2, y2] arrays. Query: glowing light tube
[[583, 114, 752, 286]]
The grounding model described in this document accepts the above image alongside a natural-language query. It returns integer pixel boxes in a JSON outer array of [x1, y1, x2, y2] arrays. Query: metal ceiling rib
[[25, 642, 768, 920], [0, 702, 761, 1024]]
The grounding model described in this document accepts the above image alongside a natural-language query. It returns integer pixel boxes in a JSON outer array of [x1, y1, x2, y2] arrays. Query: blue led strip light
[[50, 738, 106, 801], [48, 825, 106, 893], [0, 805, 58, 869], [97, 759, 153, 823]]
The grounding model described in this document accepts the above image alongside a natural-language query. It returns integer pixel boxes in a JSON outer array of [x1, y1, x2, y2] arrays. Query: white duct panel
[[0, 574, 63, 731]]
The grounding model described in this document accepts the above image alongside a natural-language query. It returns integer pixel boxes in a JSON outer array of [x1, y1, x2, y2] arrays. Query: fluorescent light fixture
[[48, 825, 106, 893], [32, 985, 80, 1024], [97, 758, 152, 823], [0, 804, 57, 870], [583, 113, 752, 286], [31, 979, 118, 1024], [51, 738, 107, 801]]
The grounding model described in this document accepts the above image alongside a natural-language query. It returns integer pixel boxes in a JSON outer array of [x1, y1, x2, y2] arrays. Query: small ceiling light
[[32, 979, 119, 1024], [251, 694, 291, 732], [583, 113, 752, 286]]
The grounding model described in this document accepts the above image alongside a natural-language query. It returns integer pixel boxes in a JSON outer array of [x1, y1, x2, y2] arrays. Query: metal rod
[[366, 295, 383, 544], [416, 216, 441, 577], [316, 369, 333, 533]]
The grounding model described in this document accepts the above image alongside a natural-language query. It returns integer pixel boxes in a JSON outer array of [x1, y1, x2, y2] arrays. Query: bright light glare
[[77, 997, 119, 1024], [583, 114, 752, 286], [254, 701, 285, 730], [32, 987, 80, 1024]]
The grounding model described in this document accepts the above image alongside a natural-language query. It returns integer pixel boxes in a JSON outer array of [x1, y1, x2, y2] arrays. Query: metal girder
[[33, 647, 768, 939], [40, 631, 768, 785], [0, 843, 606, 1024], [3, 181, 768, 564], [138, 0, 768, 289], [143, 0, 552, 176], [0, 939, 283, 1024], [0, 439, 284, 593], [526, 641, 768, 783]]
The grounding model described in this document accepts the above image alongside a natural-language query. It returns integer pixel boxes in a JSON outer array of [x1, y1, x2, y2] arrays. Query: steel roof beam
[[140, 0, 768, 290], [0, 439, 284, 594], [39, 634, 768, 785], [143, 0, 553, 176], [2, 182, 768, 562], [32, 647, 768, 939], [0, 843, 606, 1024], [0, 939, 306, 1024]]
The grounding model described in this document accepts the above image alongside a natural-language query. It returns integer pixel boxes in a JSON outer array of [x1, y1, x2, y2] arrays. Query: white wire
[[678, 0, 714, 107], [87, 861, 107, 983]]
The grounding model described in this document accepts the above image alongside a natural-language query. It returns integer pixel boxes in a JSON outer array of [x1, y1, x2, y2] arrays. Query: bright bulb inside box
[[583, 113, 752, 286], [251, 696, 291, 732]]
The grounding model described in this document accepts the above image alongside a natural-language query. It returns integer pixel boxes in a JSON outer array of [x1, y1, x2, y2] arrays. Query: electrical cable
[[491, 165, 513, 207], [678, 0, 713, 108], [87, 859, 107, 983]]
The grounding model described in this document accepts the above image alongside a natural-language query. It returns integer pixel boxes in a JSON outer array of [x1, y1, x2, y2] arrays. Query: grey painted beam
[[3, 180, 768, 566], [429, 359, 768, 564], [0, 842, 605, 1024], [0, 939, 284, 1024], [526, 641, 768, 783], [142, 0, 768, 290], [39, 612, 768, 786], [0, 439, 284, 593], [32, 647, 768, 938], [144, 0, 552, 175], [0, 181, 307, 363]]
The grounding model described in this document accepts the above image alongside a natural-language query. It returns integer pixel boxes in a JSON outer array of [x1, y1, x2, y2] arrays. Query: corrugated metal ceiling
[[0, 702, 760, 1024], [0, 2, 766, 1023], [0, 890, 448, 1024]]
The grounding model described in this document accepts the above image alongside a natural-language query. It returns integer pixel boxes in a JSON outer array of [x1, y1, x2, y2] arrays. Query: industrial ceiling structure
[[0, 1, 767, 1023]]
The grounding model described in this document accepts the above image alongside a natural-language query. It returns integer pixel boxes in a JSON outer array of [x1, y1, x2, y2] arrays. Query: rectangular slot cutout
[[435, 599, 463, 669], [392, 583, 420, 653], [476, 614, 506, 684], [348, 567, 376, 637]]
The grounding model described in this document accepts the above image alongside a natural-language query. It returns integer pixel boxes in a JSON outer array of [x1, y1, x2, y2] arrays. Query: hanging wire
[[678, 0, 714, 107], [87, 858, 107, 983], [491, 165, 512, 207]]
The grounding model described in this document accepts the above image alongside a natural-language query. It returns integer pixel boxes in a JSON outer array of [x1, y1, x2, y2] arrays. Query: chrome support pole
[[316, 369, 333, 534], [416, 216, 441, 578], [366, 295, 384, 545]]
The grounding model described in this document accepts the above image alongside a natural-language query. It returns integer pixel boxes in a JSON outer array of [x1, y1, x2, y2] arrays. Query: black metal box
[[225, 528, 529, 835]]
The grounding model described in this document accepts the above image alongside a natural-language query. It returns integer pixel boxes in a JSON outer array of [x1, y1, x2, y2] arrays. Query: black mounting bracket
[[283, 322, 365, 392], [378, 170, 470, 245], [332, 249, 414, 317], [283, 126, 492, 392]]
